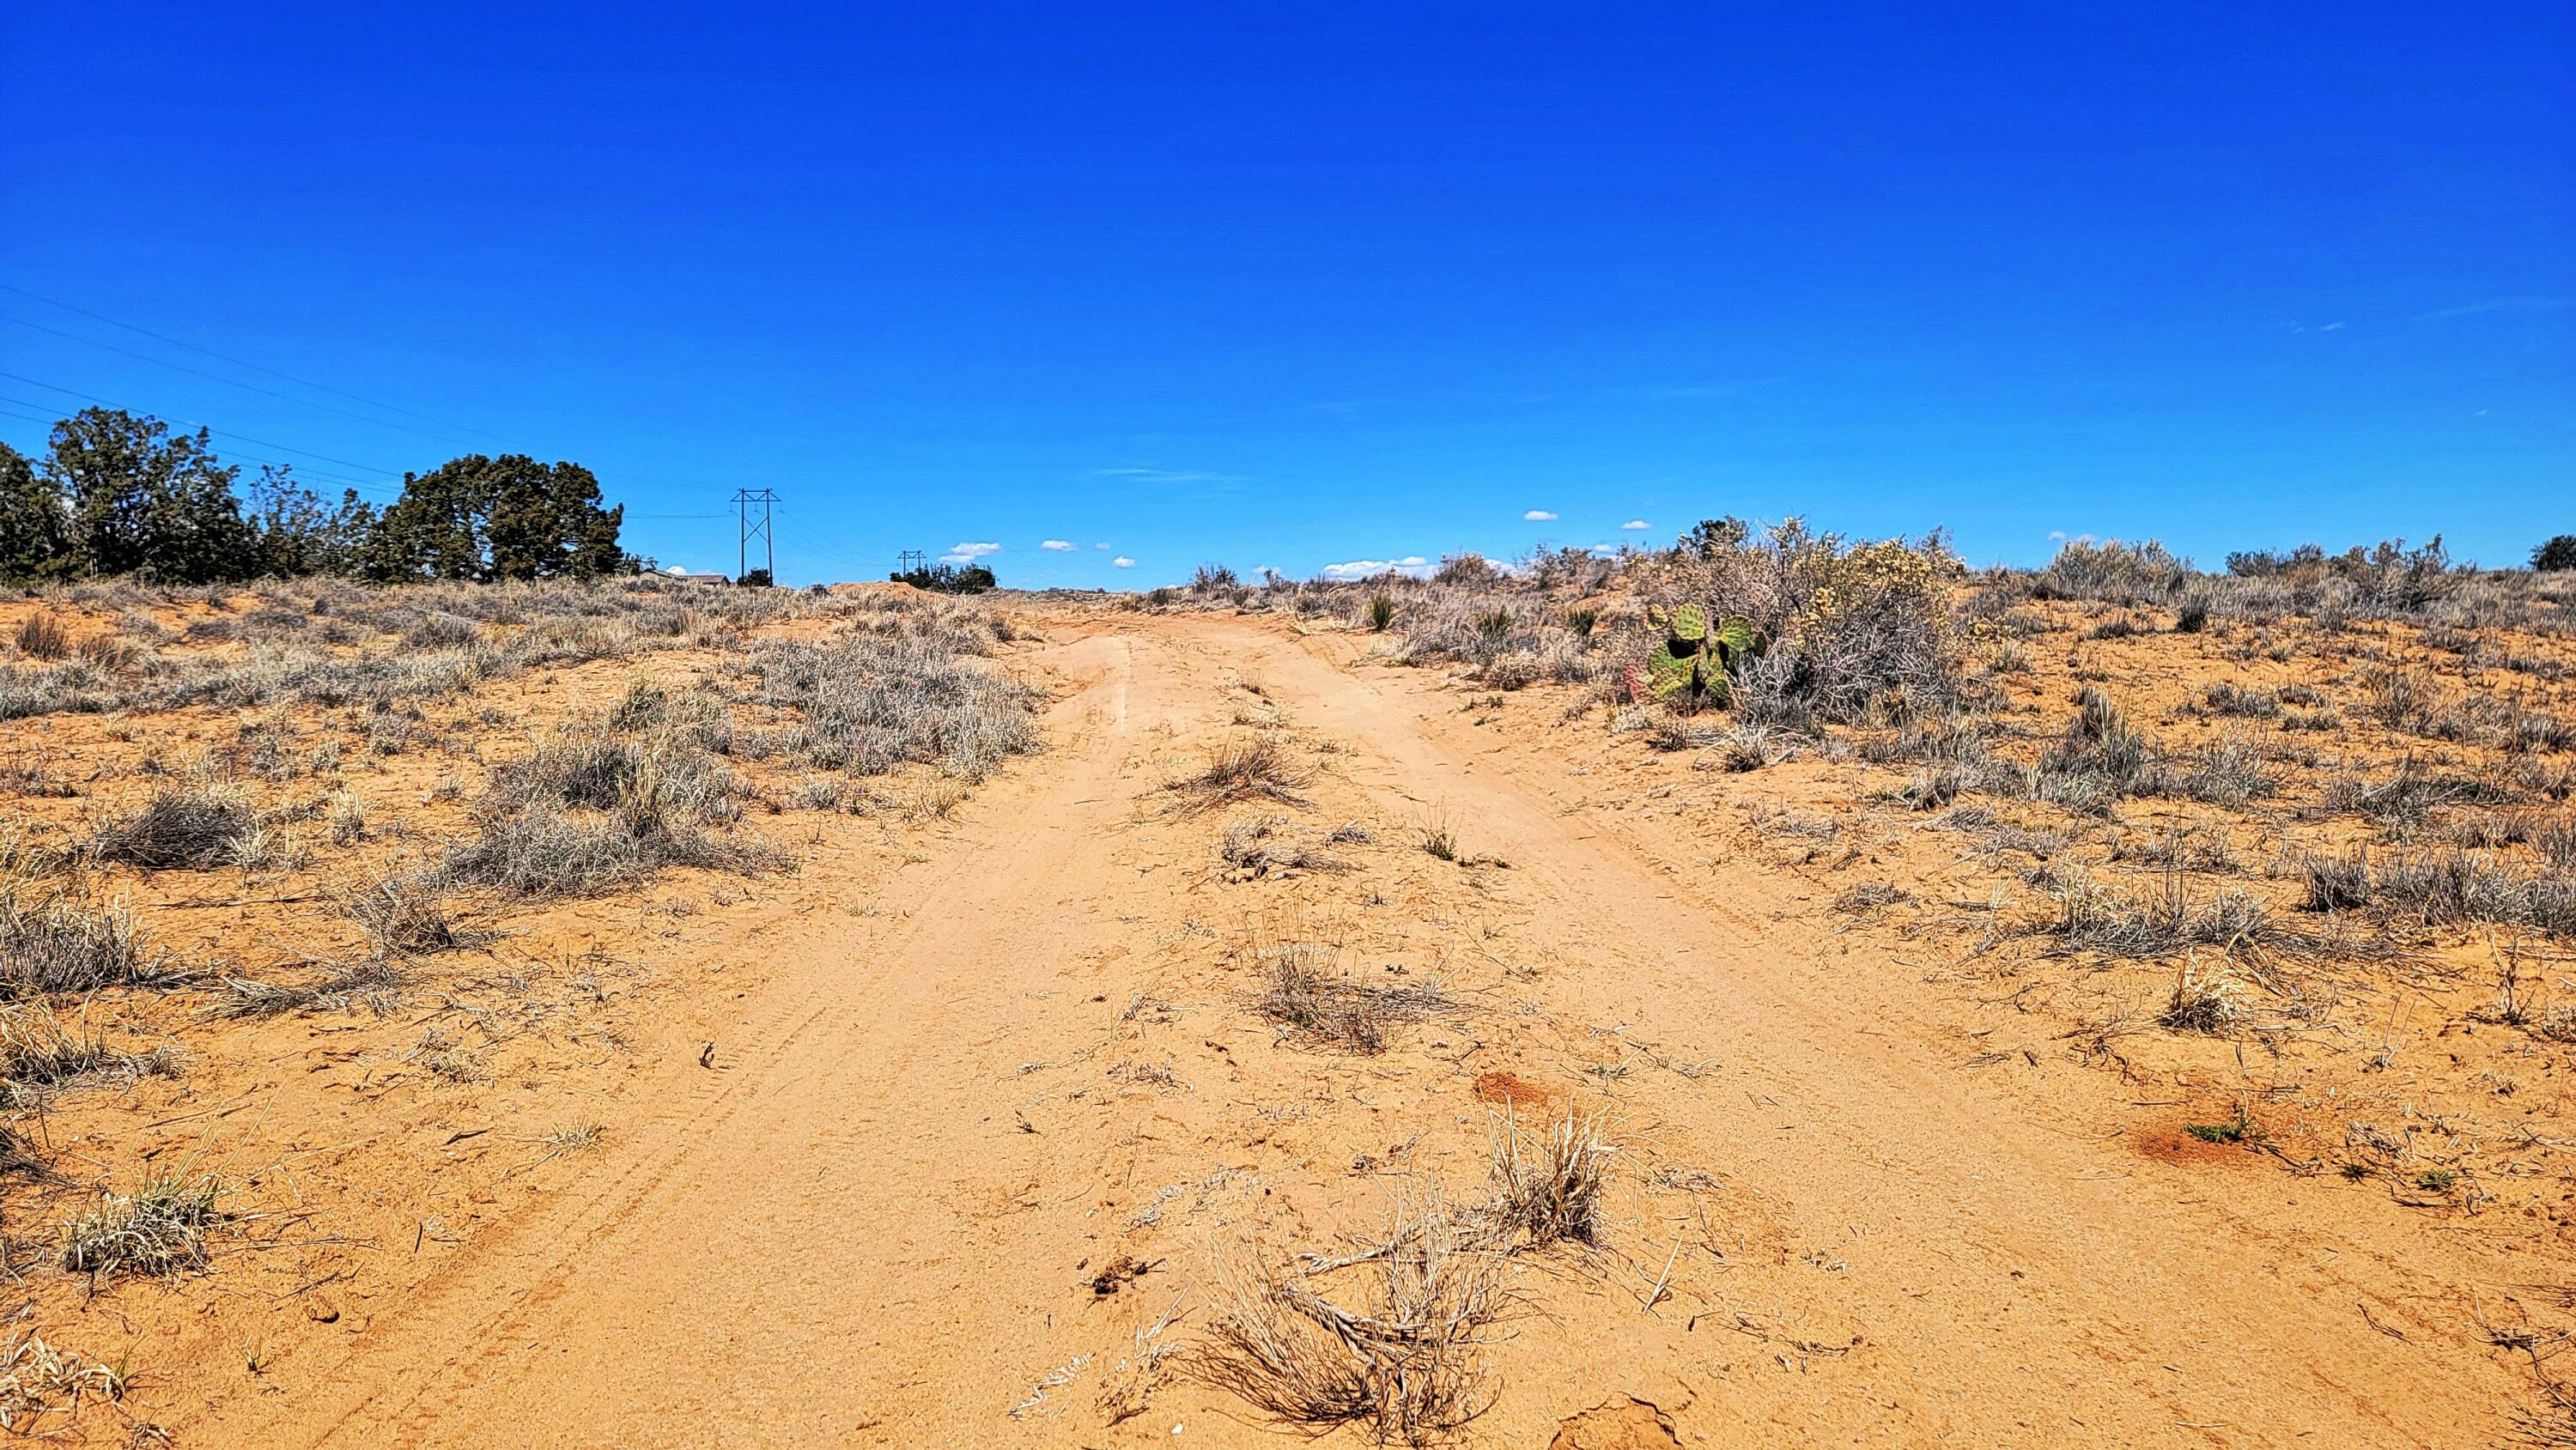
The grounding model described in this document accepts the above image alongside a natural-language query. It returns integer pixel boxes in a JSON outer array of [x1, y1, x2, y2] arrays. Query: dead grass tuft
[[1255, 939, 1456, 1053], [0, 1330, 131, 1435], [0, 887, 164, 998], [88, 782, 260, 870], [0, 1004, 178, 1101], [11, 615, 70, 661], [1484, 1107, 1611, 1249], [1187, 1188, 1502, 1444], [61, 1168, 228, 1280], [338, 867, 472, 955], [1170, 734, 1313, 816]]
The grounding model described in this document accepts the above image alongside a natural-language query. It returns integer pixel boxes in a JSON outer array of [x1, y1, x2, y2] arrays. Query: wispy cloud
[[1095, 542, 1112, 550], [1319, 555, 1432, 582], [939, 541, 1001, 564], [1523, 509, 1558, 522], [1619, 519, 1649, 531], [1039, 539, 1074, 551], [2421, 295, 2568, 322], [1111, 555, 1135, 568]]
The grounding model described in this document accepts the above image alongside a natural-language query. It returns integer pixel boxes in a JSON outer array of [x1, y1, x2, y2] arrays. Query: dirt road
[[186, 612, 2520, 1447]]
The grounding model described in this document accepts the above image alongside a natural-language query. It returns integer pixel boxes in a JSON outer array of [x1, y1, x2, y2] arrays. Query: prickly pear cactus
[[1629, 605, 1765, 707]]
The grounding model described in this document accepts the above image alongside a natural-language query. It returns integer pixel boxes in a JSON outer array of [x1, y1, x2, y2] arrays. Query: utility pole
[[897, 549, 926, 575], [731, 488, 777, 584]]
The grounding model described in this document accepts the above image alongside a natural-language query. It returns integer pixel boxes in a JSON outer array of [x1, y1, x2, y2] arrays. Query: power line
[[0, 382, 403, 495], [0, 281, 523, 447], [0, 289, 710, 494], [0, 373, 406, 481], [1, 312, 494, 449]]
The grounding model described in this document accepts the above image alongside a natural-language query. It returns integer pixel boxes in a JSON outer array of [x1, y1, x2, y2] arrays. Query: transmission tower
[[897, 549, 926, 575], [731, 488, 778, 583]]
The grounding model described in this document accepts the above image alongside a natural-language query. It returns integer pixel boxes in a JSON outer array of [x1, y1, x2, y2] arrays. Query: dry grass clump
[[0, 1004, 177, 1101], [1170, 734, 1312, 816], [748, 630, 1040, 781], [1189, 1108, 1616, 1441], [1255, 939, 1455, 1053], [339, 868, 471, 955], [0, 888, 163, 998], [1218, 814, 1351, 879], [1188, 1189, 1503, 1445], [446, 715, 777, 898], [0, 1330, 132, 1435], [2159, 955, 2248, 1034], [2296, 846, 2576, 937], [1484, 1107, 1611, 1249], [2323, 758, 2512, 825], [11, 614, 70, 661], [87, 782, 261, 870], [210, 955, 403, 1021], [61, 1168, 227, 1280], [2044, 867, 2326, 962]]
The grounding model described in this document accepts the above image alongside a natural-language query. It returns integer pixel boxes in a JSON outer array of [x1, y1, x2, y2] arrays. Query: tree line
[[0, 407, 633, 585]]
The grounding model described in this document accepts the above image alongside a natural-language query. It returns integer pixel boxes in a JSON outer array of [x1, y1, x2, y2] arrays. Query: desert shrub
[[2033, 539, 2188, 604], [1364, 593, 1396, 632], [1630, 519, 1961, 724]]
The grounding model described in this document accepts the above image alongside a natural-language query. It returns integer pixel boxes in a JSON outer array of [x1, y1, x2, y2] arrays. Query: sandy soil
[[111, 606, 2537, 1447]]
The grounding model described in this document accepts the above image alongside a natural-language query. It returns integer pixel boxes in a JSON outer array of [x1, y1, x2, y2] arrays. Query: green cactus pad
[[1646, 651, 1693, 698], [1669, 603, 1708, 642], [1713, 616, 1755, 658]]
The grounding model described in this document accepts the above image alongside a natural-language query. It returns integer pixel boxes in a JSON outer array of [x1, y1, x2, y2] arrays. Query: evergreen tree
[[44, 409, 256, 582], [0, 441, 70, 581], [361, 453, 624, 582], [246, 465, 378, 577]]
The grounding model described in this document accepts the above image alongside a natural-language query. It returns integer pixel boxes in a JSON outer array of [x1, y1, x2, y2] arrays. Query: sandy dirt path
[[186, 613, 2519, 1448]]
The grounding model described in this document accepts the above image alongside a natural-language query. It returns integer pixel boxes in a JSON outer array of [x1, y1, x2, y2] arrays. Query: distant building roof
[[665, 568, 731, 584]]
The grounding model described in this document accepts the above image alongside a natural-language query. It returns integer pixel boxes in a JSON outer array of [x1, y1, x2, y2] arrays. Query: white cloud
[[939, 542, 1002, 564], [1040, 539, 1075, 551], [1619, 519, 1649, 531], [1094, 542, 1112, 550], [1319, 555, 1432, 582], [1111, 555, 1135, 568], [1523, 509, 1558, 522]]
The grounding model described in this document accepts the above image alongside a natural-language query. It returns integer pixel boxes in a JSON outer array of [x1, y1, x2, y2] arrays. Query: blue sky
[[3, 3, 2568, 586]]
